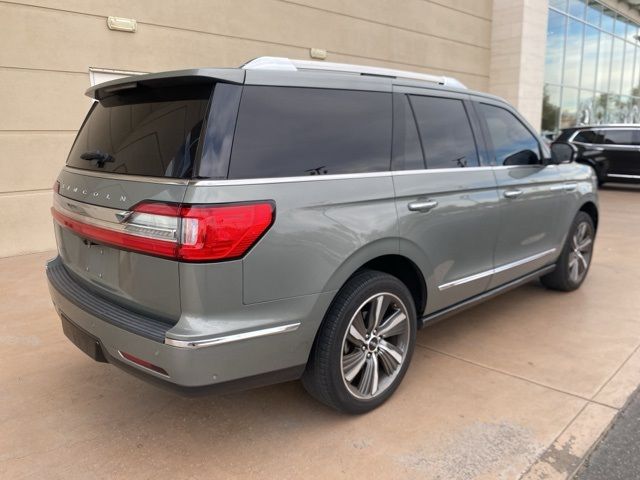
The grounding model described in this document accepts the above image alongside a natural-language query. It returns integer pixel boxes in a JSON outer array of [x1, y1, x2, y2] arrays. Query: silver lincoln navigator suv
[[47, 57, 598, 413]]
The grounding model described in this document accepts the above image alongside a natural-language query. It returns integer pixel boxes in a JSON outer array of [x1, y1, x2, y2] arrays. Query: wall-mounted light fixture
[[107, 16, 137, 33], [310, 48, 327, 60]]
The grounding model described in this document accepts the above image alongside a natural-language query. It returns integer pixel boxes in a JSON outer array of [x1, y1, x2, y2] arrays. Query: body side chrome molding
[[422, 264, 556, 328], [438, 248, 557, 291], [607, 173, 640, 179], [165, 322, 301, 349]]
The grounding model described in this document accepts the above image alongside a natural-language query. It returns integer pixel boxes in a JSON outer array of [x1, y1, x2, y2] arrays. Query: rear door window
[[600, 129, 635, 145], [409, 95, 479, 169], [67, 85, 211, 178], [392, 94, 425, 170], [478, 103, 541, 166], [228, 86, 392, 179]]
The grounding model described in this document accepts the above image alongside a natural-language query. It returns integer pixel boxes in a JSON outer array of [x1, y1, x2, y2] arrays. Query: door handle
[[408, 199, 438, 212], [503, 189, 524, 199], [563, 182, 578, 192]]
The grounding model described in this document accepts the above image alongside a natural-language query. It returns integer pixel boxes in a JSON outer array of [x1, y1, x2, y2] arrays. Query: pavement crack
[[416, 343, 618, 408]]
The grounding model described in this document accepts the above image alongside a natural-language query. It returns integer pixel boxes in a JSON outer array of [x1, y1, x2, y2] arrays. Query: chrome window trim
[[63, 166, 191, 185], [190, 165, 537, 187], [64, 162, 546, 188], [569, 128, 640, 148], [438, 248, 557, 291], [164, 322, 301, 349], [572, 141, 639, 150]]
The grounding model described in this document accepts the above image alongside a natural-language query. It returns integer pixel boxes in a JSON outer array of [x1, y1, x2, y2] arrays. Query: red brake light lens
[[52, 200, 274, 262], [178, 203, 275, 261], [120, 351, 168, 376]]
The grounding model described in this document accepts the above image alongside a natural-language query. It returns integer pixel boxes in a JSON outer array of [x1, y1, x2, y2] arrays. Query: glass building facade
[[543, 0, 640, 136]]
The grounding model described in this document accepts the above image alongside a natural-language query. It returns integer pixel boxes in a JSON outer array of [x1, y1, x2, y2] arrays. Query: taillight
[[52, 201, 274, 262], [178, 203, 274, 261]]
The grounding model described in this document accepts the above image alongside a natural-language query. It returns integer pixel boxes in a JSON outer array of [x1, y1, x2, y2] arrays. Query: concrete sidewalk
[[1, 185, 640, 480]]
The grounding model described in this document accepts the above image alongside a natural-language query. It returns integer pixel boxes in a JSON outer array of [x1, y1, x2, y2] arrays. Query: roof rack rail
[[241, 56, 467, 89]]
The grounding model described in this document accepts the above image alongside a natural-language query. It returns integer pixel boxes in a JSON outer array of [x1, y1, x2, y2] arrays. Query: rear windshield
[[67, 85, 211, 178]]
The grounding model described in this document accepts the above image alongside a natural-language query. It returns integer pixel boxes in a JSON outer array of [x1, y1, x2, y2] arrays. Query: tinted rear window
[[410, 95, 479, 169], [228, 86, 392, 179], [67, 86, 211, 178], [600, 129, 635, 145]]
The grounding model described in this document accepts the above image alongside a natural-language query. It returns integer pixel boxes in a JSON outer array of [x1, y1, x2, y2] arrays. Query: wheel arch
[[579, 201, 599, 230], [321, 239, 428, 324]]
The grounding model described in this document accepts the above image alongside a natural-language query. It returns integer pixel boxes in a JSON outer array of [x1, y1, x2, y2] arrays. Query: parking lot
[[1, 185, 639, 480]]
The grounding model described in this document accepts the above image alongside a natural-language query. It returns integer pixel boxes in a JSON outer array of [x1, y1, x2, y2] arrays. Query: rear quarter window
[[228, 86, 392, 179]]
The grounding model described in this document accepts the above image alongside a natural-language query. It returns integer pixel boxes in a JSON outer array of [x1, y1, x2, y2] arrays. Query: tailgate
[[51, 79, 214, 322], [53, 169, 188, 322]]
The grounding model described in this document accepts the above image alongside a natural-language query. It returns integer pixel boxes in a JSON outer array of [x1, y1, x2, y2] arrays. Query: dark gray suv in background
[[554, 125, 640, 186], [47, 57, 599, 413]]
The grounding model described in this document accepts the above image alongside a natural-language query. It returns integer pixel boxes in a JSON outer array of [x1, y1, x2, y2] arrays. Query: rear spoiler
[[86, 68, 245, 101]]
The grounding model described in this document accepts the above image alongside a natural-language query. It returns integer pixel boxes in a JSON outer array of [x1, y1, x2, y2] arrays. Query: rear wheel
[[541, 211, 595, 291], [302, 270, 416, 414]]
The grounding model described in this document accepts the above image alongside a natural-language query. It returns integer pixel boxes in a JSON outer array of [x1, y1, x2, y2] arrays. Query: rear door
[[53, 79, 241, 322], [598, 128, 640, 180], [392, 88, 500, 314], [475, 101, 567, 288]]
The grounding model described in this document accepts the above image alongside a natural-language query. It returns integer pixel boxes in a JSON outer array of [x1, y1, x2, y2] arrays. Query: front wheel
[[302, 270, 416, 414], [541, 211, 595, 291]]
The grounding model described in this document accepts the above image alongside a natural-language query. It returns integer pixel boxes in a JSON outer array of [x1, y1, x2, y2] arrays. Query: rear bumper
[[46, 256, 330, 391]]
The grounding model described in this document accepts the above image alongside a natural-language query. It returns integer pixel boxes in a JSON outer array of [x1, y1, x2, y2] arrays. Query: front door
[[475, 101, 568, 289]]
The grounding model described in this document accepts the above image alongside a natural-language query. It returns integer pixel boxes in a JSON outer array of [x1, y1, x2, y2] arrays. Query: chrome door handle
[[408, 199, 438, 212], [503, 189, 523, 199], [563, 182, 578, 191]]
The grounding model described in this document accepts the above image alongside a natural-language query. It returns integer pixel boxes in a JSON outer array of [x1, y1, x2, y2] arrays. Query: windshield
[[66, 85, 212, 178]]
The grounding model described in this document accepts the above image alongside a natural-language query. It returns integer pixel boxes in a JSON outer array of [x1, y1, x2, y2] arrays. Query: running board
[[418, 264, 555, 329]]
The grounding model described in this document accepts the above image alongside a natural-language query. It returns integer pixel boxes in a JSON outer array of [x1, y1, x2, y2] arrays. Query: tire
[[302, 269, 417, 414], [541, 211, 595, 292]]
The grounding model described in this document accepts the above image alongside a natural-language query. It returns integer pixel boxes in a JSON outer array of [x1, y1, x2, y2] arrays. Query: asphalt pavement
[[575, 386, 640, 480]]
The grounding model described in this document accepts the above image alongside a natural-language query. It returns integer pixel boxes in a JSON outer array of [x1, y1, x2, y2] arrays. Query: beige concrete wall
[[0, 0, 492, 257], [488, 0, 549, 130]]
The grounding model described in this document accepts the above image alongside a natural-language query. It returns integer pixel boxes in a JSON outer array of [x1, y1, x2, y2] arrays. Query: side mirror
[[550, 142, 577, 164]]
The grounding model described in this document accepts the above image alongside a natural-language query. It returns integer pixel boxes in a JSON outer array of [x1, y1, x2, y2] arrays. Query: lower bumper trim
[[164, 322, 301, 349]]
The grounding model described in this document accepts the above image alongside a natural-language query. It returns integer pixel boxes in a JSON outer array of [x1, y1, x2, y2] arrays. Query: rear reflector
[[119, 351, 168, 376], [52, 200, 274, 262]]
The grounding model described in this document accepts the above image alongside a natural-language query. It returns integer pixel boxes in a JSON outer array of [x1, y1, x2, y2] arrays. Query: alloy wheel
[[568, 221, 593, 283], [340, 292, 411, 399]]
